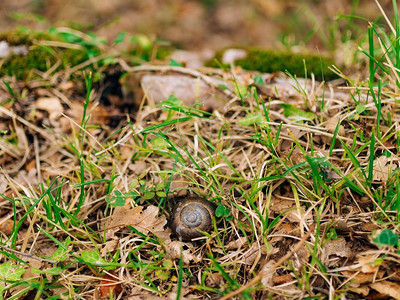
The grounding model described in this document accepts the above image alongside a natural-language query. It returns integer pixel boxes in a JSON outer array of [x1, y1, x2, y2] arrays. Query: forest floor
[[1, 1, 400, 300]]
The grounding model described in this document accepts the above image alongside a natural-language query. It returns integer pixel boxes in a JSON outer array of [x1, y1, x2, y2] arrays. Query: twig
[[0, 244, 58, 264], [220, 225, 315, 300]]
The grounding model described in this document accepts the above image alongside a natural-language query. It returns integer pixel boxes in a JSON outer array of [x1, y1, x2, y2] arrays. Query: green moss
[[0, 30, 97, 80], [0, 30, 55, 46], [0, 47, 88, 80], [206, 48, 339, 81]]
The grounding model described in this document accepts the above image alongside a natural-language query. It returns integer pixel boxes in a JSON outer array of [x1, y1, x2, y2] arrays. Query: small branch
[[0, 244, 58, 264]]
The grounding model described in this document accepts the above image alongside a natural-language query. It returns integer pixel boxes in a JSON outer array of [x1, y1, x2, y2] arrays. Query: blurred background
[[0, 0, 396, 60]]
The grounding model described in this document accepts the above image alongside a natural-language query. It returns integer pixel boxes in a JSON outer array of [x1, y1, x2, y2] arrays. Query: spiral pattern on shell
[[170, 198, 216, 241]]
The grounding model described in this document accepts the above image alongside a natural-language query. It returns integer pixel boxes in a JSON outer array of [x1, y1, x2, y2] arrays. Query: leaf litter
[[0, 45, 400, 300]]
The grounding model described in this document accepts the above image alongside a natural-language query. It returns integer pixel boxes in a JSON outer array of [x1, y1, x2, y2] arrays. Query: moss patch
[[206, 48, 339, 81], [0, 30, 98, 80]]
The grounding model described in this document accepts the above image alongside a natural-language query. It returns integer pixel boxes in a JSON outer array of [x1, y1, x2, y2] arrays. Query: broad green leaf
[[253, 75, 264, 85], [113, 32, 126, 44], [372, 229, 398, 247], [151, 137, 169, 149], [0, 262, 25, 281], [156, 191, 167, 197], [161, 94, 182, 111], [32, 267, 63, 275], [169, 59, 183, 67], [50, 236, 71, 262], [106, 190, 126, 207], [81, 249, 107, 265], [280, 104, 314, 121], [356, 103, 366, 114], [239, 113, 263, 126], [155, 269, 169, 280], [143, 191, 155, 200], [215, 205, 230, 218]]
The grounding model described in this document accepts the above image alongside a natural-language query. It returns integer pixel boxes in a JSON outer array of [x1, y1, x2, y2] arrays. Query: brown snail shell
[[170, 198, 216, 241]]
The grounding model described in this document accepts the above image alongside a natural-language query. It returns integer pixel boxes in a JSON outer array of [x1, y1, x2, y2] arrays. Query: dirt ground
[[0, 0, 395, 52]]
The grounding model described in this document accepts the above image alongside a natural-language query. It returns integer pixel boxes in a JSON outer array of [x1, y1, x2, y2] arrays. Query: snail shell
[[170, 198, 216, 241]]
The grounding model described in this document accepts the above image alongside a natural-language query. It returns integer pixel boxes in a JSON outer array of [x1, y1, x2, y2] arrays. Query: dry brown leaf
[[101, 239, 120, 257], [99, 272, 123, 298], [205, 272, 225, 288], [225, 236, 247, 250], [358, 255, 381, 273], [106, 205, 170, 242], [0, 219, 13, 236], [370, 281, 400, 300], [36, 97, 64, 120], [128, 161, 148, 175], [321, 238, 352, 267], [272, 273, 294, 285], [243, 243, 265, 265], [321, 115, 345, 144], [343, 270, 385, 285], [260, 260, 275, 286], [68, 102, 112, 125], [165, 241, 201, 265], [270, 198, 311, 224], [373, 156, 398, 181], [346, 286, 369, 297]]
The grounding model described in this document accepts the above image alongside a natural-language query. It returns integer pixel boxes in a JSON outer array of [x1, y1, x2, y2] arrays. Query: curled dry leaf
[[321, 238, 352, 267], [0, 219, 13, 236], [206, 272, 225, 288], [242, 243, 266, 265], [260, 260, 275, 287], [225, 236, 247, 250], [269, 197, 312, 224], [36, 97, 64, 121], [343, 270, 385, 285], [101, 239, 120, 257], [165, 241, 201, 265], [100, 272, 123, 298], [370, 281, 400, 300], [358, 255, 381, 274], [372, 156, 398, 182], [272, 273, 294, 285], [106, 205, 171, 242]]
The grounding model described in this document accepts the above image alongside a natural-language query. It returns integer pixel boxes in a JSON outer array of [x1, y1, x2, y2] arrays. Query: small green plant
[[372, 229, 399, 247], [0, 262, 26, 299]]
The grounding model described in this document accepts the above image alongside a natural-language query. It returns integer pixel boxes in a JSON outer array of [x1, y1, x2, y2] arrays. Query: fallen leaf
[[206, 272, 225, 288], [345, 286, 369, 297], [101, 239, 119, 257], [106, 205, 171, 242], [225, 236, 247, 250], [0, 219, 13, 236], [260, 260, 275, 287], [370, 281, 400, 300], [373, 156, 398, 181], [36, 97, 63, 120], [272, 273, 294, 285], [165, 241, 201, 265], [100, 272, 122, 298], [358, 255, 381, 273], [321, 238, 352, 267], [242, 243, 265, 265], [343, 270, 385, 285]]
